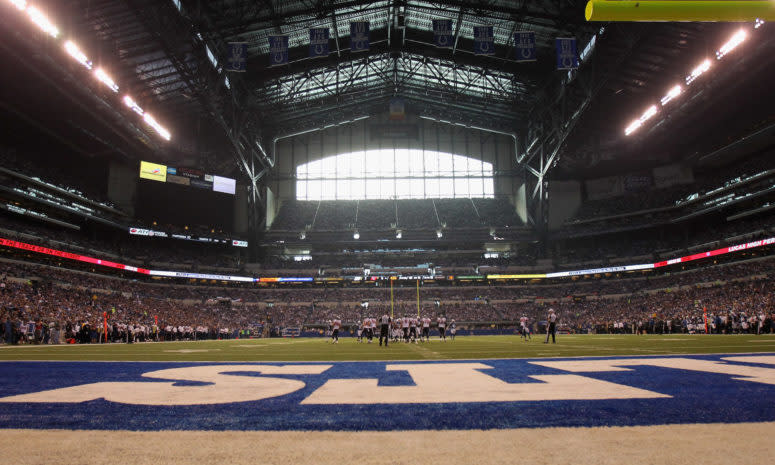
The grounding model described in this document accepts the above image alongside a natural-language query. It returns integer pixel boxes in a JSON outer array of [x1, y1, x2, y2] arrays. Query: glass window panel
[[454, 178, 469, 197], [350, 178, 365, 200], [468, 158, 483, 175], [364, 151, 380, 177], [438, 153, 453, 177], [337, 179, 351, 200], [307, 180, 322, 199], [336, 153, 350, 177], [380, 178, 395, 199], [453, 155, 469, 176], [483, 178, 494, 197], [296, 150, 493, 200], [307, 159, 323, 179], [469, 177, 484, 197], [409, 150, 424, 176], [410, 178, 424, 199], [321, 156, 337, 178], [378, 149, 395, 177], [351, 151, 365, 178], [365, 179, 380, 199], [321, 180, 337, 200], [425, 178, 439, 198], [424, 150, 439, 176], [395, 178, 410, 198], [438, 178, 454, 198], [395, 150, 410, 177]]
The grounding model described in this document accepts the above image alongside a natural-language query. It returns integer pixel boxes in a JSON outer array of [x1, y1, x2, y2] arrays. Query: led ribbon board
[[0, 236, 773, 283]]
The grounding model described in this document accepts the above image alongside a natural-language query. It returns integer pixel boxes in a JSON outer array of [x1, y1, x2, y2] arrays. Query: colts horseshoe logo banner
[[309, 28, 329, 57], [350, 21, 369, 52], [269, 35, 289, 66], [473, 26, 494, 55], [433, 19, 453, 48], [225, 42, 247, 72], [555, 37, 579, 70], [515, 31, 536, 62]]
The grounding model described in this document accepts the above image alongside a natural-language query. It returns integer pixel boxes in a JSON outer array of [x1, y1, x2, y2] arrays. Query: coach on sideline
[[544, 308, 557, 344], [379, 313, 391, 347]]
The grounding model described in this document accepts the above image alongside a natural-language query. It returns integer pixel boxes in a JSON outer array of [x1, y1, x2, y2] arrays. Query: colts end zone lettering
[[1, 356, 775, 406]]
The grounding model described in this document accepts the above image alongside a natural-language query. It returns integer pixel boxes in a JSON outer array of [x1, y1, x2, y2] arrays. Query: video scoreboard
[[139, 161, 236, 195]]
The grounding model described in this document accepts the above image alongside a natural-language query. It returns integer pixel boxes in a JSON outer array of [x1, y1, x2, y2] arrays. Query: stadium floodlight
[[625, 104, 658, 136], [755, 18, 765, 28], [94, 68, 119, 93], [122, 95, 144, 115], [143, 112, 171, 141], [640, 105, 658, 122], [685, 59, 711, 85], [624, 119, 642, 136], [64, 41, 92, 70], [353, 231, 360, 240], [27, 6, 59, 38], [716, 29, 747, 60], [660, 85, 682, 106], [8, 0, 26, 11]]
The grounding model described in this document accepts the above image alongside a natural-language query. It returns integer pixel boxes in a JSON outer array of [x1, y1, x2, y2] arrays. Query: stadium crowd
[[1, 249, 773, 343]]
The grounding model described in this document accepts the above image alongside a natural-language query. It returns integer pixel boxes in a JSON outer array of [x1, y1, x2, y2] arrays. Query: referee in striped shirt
[[544, 308, 557, 344], [379, 313, 391, 347]]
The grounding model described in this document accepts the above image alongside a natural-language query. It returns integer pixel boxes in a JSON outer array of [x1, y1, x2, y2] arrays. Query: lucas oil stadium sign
[[0, 354, 774, 430]]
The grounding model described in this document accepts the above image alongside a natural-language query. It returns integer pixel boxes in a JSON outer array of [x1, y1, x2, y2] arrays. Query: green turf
[[0, 334, 773, 361]]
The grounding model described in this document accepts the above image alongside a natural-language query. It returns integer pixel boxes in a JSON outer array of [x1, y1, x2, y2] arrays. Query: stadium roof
[[1, 1, 773, 184]]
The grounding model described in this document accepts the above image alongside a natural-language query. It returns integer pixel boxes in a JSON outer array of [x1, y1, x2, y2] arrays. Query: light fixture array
[[6, 0, 172, 141], [624, 23, 762, 136]]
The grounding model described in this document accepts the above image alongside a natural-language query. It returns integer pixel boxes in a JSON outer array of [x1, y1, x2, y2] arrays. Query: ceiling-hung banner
[[555, 37, 579, 70], [269, 35, 289, 66], [225, 42, 247, 72], [433, 19, 453, 48], [514, 31, 536, 62], [350, 21, 370, 52], [309, 28, 330, 57], [473, 26, 494, 55]]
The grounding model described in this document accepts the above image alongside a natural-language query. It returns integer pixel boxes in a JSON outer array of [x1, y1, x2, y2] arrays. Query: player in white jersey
[[369, 317, 377, 343], [421, 316, 431, 342], [519, 315, 531, 341], [401, 316, 410, 342], [437, 316, 447, 341], [449, 319, 456, 340], [357, 320, 364, 342], [409, 317, 419, 343], [330, 318, 341, 343]]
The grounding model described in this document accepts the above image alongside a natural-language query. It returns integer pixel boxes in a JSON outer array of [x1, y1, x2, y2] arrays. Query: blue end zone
[[0, 354, 773, 431]]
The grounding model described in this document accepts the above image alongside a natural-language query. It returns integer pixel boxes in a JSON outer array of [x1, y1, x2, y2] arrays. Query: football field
[[1, 335, 774, 465], [1, 333, 774, 361]]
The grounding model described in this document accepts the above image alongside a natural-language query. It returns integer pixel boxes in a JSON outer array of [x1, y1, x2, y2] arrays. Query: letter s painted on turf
[[0, 365, 332, 405]]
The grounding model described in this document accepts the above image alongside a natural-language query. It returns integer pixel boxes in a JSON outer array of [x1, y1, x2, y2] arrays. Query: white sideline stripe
[[0, 351, 773, 364]]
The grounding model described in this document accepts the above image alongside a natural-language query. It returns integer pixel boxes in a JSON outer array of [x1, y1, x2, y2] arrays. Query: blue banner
[[309, 28, 329, 57], [514, 31, 536, 62], [433, 19, 453, 48], [473, 26, 494, 55], [269, 36, 289, 66], [555, 37, 579, 70], [350, 21, 369, 52], [225, 42, 247, 72]]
